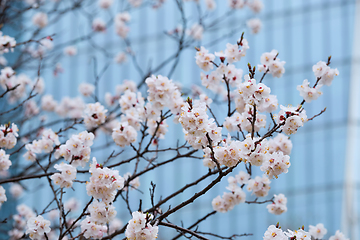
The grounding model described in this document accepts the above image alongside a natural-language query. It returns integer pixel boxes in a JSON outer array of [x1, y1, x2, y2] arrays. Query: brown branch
[[308, 107, 326, 121], [172, 211, 217, 240], [159, 222, 209, 240], [155, 165, 238, 222]]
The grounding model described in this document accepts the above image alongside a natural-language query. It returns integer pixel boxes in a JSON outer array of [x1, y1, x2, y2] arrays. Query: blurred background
[[1, 0, 360, 239]]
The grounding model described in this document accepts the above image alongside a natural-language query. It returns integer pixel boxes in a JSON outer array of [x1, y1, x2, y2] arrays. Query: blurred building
[[1, 0, 359, 239]]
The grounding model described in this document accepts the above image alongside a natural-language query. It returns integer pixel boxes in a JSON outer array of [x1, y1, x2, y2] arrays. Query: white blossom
[[80, 216, 107, 239], [0, 149, 11, 172], [86, 158, 124, 203], [54, 131, 94, 168], [92, 18, 106, 32], [247, 175, 271, 197], [0, 185, 6, 208], [10, 184, 23, 198], [51, 163, 77, 188], [26, 215, 51, 240], [128, 0, 142, 7], [99, 0, 113, 8], [63, 46, 77, 56], [248, 0, 264, 13], [247, 18, 262, 34], [0, 123, 18, 149], [83, 102, 108, 129], [56, 97, 85, 118], [114, 52, 127, 64], [112, 122, 137, 147], [285, 229, 311, 240], [229, 0, 245, 9], [78, 83, 95, 97], [263, 225, 287, 240], [205, 0, 216, 10], [32, 12, 48, 28], [88, 199, 117, 224], [329, 230, 349, 240], [297, 79, 322, 103], [267, 194, 287, 215], [187, 23, 203, 40], [309, 223, 327, 239], [41, 95, 57, 112], [0, 32, 16, 53], [125, 212, 159, 240], [195, 47, 215, 71]]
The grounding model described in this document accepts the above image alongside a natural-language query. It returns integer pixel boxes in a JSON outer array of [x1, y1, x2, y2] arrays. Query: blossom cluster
[[9, 183, 23, 199], [119, 89, 144, 130], [257, 50, 286, 78], [0, 67, 44, 104], [260, 151, 290, 179], [229, 0, 264, 12], [80, 216, 108, 239], [78, 83, 95, 97], [105, 80, 137, 107], [92, 18, 107, 32], [297, 61, 339, 103], [0, 32, 16, 54], [81, 158, 125, 238], [0, 149, 11, 172], [125, 211, 159, 240], [54, 131, 94, 167], [0, 185, 6, 208], [212, 173, 247, 213], [0, 123, 19, 149], [51, 163, 77, 188], [210, 134, 256, 168], [145, 74, 185, 123], [263, 223, 348, 240], [104, 81, 146, 146], [25, 215, 51, 240], [64, 45, 78, 56], [233, 75, 278, 114], [264, 225, 310, 240], [247, 175, 271, 197], [80, 198, 118, 239], [196, 39, 249, 75], [313, 61, 339, 87], [88, 199, 117, 224], [32, 12, 48, 28], [112, 122, 138, 147], [276, 105, 308, 135], [247, 18, 262, 34], [53, 96, 85, 118], [187, 23, 204, 40], [9, 204, 35, 239], [86, 158, 124, 203], [266, 194, 287, 215], [115, 12, 131, 38], [204, 132, 291, 180], [99, 0, 113, 9], [223, 108, 266, 133], [24, 129, 60, 162], [180, 101, 222, 149], [296, 79, 322, 103], [83, 102, 108, 129]]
